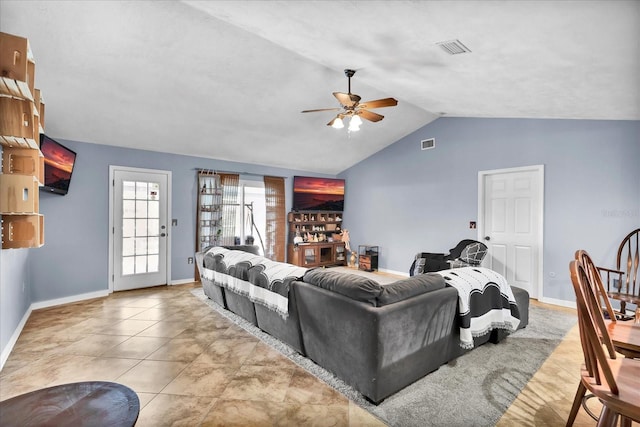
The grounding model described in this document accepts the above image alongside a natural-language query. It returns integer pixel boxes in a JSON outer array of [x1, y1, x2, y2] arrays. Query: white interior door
[[479, 165, 544, 299], [110, 167, 171, 291]]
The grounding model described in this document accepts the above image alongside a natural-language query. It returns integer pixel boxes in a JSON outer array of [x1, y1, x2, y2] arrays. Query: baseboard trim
[[170, 278, 196, 286], [539, 296, 576, 309], [0, 306, 32, 372], [378, 267, 409, 277], [30, 290, 110, 311]]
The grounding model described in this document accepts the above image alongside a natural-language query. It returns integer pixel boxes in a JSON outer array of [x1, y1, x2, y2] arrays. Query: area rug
[[191, 287, 577, 427]]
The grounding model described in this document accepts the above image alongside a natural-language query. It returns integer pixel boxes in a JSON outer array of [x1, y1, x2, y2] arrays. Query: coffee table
[[0, 381, 140, 426]]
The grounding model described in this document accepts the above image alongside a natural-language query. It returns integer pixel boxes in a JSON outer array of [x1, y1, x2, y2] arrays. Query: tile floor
[[0, 282, 635, 426]]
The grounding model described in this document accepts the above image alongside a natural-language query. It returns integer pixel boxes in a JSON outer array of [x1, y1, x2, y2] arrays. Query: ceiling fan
[[301, 69, 398, 131]]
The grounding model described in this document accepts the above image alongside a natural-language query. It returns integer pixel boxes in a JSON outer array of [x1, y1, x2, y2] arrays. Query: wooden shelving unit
[[195, 172, 223, 254], [1, 31, 45, 249], [287, 211, 346, 267]]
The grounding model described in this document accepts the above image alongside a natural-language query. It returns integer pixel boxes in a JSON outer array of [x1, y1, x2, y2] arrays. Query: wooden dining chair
[[597, 228, 640, 319], [566, 260, 640, 427], [575, 250, 640, 358]]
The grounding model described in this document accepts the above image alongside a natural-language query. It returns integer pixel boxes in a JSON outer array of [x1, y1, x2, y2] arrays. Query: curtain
[[263, 176, 286, 261], [219, 173, 239, 246]]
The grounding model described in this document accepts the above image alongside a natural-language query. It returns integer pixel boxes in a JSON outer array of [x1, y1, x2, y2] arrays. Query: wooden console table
[[0, 381, 140, 426]]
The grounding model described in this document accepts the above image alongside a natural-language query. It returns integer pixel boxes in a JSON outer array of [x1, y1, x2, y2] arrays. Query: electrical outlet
[[188, 257, 194, 264]]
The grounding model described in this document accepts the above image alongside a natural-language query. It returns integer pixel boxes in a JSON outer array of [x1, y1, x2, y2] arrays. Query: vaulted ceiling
[[2, 1, 638, 174]]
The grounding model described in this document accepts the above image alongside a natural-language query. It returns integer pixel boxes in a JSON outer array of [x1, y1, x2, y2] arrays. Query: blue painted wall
[[2, 117, 638, 362], [1, 140, 331, 360], [339, 118, 640, 303], [30, 139, 332, 302]]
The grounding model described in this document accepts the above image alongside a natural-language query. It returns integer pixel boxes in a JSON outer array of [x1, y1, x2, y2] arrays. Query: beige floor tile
[[146, 338, 209, 362], [2, 283, 609, 427], [129, 307, 183, 321], [121, 298, 164, 308], [161, 361, 239, 397], [58, 334, 131, 356], [349, 402, 386, 426], [201, 399, 295, 427], [221, 364, 295, 402], [100, 336, 170, 359], [99, 319, 158, 335], [136, 394, 215, 427], [93, 306, 151, 319], [136, 392, 158, 409], [244, 341, 298, 369], [44, 357, 141, 386], [193, 337, 259, 366], [284, 368, 348, 406], [115, 360, 189, 393], [136, 321, 188, 338]]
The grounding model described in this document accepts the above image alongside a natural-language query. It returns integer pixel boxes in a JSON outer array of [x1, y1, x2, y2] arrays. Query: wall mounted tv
[[292, 176, 345, 211], [39, 134, 77, 195]]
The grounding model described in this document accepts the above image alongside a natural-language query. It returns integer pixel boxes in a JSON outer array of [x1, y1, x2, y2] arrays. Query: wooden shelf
[[1, 213, 44, 248], [1, 31, 45, 249], [287, 210, 345, 267]]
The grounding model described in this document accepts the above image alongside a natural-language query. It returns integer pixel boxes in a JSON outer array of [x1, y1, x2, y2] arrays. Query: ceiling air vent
[[421, 138, 435, 150], [436, 39, 471, 55]]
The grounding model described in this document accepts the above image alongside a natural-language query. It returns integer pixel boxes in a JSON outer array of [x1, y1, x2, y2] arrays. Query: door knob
[[484, 236, 491, 241], [161, 233, 166, 237]]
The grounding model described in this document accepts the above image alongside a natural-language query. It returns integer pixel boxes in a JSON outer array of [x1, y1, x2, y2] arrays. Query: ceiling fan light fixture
[[350, 114, 362, 127], [330, 117, 344, 129]]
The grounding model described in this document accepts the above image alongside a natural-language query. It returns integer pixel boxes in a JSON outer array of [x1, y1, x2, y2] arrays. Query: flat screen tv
[[292, 176, 344, 211], [39, 134, 77, 195]]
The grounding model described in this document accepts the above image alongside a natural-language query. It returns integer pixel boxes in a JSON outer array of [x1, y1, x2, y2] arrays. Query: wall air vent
[[436, 39, 471, 55], [421, 138, 435, 150]]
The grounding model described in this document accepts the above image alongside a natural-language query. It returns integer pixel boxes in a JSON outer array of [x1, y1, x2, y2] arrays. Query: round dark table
[[0, 381, 140, 427]]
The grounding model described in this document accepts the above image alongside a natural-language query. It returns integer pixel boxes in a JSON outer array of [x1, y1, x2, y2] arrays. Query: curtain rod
[[195, 168, 288, 179]]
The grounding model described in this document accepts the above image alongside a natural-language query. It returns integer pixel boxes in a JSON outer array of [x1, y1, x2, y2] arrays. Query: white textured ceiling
[[2, 1, 639, 174]]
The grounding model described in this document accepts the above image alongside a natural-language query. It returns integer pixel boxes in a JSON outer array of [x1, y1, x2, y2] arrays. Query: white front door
[[478, 165, 544, 299], [110, 167, 171, 291]]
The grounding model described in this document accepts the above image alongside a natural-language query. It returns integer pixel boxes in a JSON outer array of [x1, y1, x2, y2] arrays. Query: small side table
[[358, 245, 379, 272], [0, 381, 140, 427]]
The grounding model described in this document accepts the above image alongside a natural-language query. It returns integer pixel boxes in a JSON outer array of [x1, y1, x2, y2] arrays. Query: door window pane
[[122, 238, 135, 256], [123, 219, 135, 238], [121, 179, 161, 276], [136, 201, 148, 218], [148, 201, 159, 218], [122, 257, 135, 275], [123, 181, 136, 199], [123, 200, 136, 218]]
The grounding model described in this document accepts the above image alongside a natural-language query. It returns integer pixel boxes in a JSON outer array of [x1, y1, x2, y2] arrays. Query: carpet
[[191, 287, 577, 427]]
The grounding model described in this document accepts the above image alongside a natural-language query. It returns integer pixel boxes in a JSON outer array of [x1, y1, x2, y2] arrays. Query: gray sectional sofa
[[197, 246, 529, 404]]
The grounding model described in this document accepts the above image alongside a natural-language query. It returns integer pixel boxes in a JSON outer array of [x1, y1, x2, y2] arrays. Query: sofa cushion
[[302, 269, 382, 306], [377, 273, 447, 306]]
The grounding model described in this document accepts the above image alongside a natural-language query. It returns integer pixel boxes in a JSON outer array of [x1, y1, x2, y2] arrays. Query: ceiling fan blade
[[301, 107, 342, 113], [333, 92, 361, 107], [358, 98, 398, 109], [358, 109, 384, 122]]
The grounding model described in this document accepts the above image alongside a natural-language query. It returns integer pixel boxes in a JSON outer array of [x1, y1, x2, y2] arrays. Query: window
[[234, 179, 267, 254]]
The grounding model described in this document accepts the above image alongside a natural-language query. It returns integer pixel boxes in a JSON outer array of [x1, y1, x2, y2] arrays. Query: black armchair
[[409, 239, 488, 276]]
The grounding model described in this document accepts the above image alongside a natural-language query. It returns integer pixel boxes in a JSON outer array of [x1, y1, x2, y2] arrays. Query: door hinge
[[112, 274, 114, 282], [112, 179, 115, 186]]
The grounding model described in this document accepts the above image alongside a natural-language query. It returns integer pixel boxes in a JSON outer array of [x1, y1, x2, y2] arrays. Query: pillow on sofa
[[302, 269, 382, 306], [377, 273, 446, 306]]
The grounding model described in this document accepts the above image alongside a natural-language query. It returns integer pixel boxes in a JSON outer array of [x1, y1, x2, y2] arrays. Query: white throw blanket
[[436, 267, 521, 349], [200, 247, 307, 317]]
